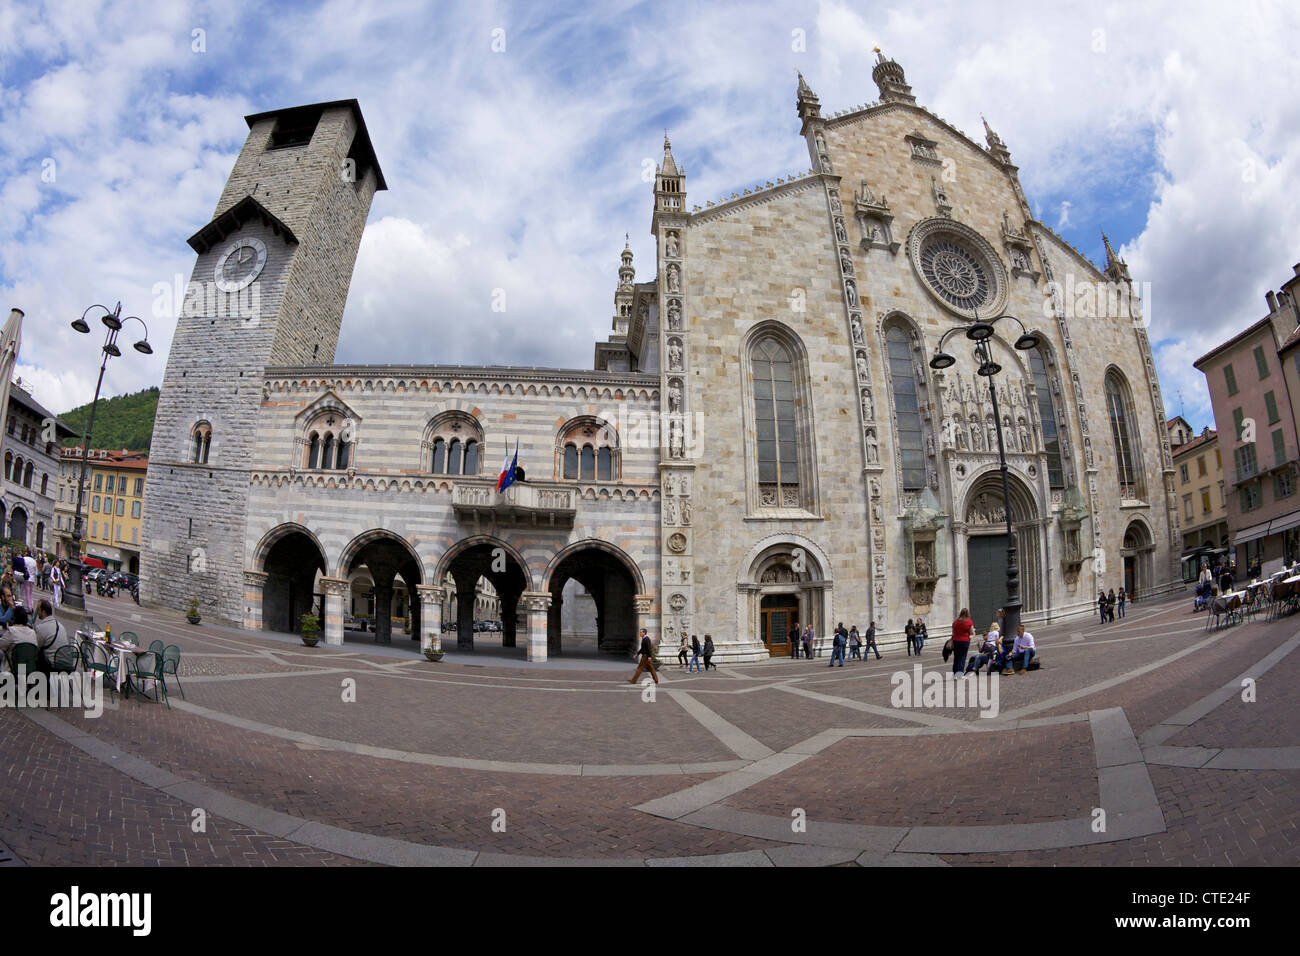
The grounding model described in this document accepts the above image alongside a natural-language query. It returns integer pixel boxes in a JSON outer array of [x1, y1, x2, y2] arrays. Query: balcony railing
[[451, 479, 576, 527]]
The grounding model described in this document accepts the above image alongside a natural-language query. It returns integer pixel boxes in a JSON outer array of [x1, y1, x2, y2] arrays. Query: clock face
[[214, 237, 268, 293]]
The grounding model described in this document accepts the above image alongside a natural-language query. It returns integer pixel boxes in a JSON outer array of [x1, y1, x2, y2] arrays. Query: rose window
[[919, 239, 991, 312]]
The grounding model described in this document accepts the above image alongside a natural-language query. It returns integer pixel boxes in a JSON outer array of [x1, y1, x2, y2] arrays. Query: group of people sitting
[[0, 586, 76, 674], [949, 608, 1038, 676], [1193, 561, 1238, 612]]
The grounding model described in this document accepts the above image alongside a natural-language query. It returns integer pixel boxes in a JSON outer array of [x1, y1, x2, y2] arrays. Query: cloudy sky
[[1, 0, 1297, 434]]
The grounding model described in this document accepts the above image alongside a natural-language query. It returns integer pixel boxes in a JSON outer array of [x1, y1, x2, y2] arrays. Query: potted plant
[[300, 612, 322, 647], [186, 598, 201, 625], [422, 634, 444, 662]]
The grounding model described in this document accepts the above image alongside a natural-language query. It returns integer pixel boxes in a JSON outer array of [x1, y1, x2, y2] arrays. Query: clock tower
[[140, 100, 386, 622]]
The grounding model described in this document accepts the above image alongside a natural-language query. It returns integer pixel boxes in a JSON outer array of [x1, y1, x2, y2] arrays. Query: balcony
[[451, 479, 576, 528]]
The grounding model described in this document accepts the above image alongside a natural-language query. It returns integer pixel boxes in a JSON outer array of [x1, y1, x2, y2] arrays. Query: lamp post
[[929, 312, 1040, 640], [63, 303, 153, 613]]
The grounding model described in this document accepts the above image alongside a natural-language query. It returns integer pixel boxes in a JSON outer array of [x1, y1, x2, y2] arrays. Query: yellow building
[[1171, 427, 1229, 579], [69, 449, 149, 574]]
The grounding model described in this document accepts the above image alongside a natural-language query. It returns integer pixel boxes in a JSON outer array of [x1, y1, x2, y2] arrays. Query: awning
[[1267, 510, 1300, 535], [1233, 520, 1274, 545]]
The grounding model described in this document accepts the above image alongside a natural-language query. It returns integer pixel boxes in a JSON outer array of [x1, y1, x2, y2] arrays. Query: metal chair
[[118, 630, 140, 646], [49, 645, 79, 674], [126, 651, 167, 707], [80, 640, 119, 700], [160, 645, 184, 699], [10, 643, 40, 675], [149, 640, 165, 655]]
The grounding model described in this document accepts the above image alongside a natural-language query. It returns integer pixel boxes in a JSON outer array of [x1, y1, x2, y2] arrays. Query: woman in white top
[[49, 562, 64, 608]]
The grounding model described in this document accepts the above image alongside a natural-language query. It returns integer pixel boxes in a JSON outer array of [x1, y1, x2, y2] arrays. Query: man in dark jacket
[[629, 628, 659, 684], [788, 620, 801, 659], [864, 621, 881, 659], [702, 634, 716, 671]]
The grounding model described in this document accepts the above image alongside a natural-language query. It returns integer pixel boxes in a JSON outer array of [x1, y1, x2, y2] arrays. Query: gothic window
[[1105, 369, 1146, 499], [424, 411, 483, 476], [308, 434, 320, 469], [753, 338, 798, 499], [40, 474, 48, 496], [191, 422, 212, 464], [301, 411, 350, 471], [3, 452, 9, 481], [885, 323, 926, 490], [22, 461, 33, 488], [742, 324, 818, 512], [1028, 347, 1064, 488], [557, 417, 619, 481]]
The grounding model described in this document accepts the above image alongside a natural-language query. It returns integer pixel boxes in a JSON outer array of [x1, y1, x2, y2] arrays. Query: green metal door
[[967, 534, 1010, 634]]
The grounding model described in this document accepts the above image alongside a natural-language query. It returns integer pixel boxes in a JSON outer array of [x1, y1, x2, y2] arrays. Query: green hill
[[59, 387, 159, 453]]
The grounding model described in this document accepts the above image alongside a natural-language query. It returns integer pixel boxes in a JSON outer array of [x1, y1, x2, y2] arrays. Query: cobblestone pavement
[[0, 589, 1295, 865]]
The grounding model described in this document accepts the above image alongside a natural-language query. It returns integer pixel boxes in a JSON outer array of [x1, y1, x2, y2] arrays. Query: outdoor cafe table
[[91, 632, 149, 694]]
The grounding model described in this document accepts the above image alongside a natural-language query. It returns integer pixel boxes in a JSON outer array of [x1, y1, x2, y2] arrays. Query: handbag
[[942, 637, 954, 662]]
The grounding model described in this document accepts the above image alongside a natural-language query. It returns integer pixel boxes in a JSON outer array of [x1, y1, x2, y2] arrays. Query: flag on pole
[[497, 439, 519, 493]]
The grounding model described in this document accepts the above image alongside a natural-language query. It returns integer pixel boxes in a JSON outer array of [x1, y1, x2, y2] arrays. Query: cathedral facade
[[140, 57, 1179, 661]]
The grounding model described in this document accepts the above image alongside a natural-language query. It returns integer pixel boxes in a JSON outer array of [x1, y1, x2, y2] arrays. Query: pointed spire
[[797, 69, 813, 97], [871, 49, 916, 105], [796, 68, 822, 131], [660, 132, 679, 177], [1101, 230, 1131, 284], [982, 115, 1012, 165]]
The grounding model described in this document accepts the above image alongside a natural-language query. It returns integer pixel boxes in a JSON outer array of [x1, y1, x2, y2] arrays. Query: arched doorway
[[961, 472, 1042, 631], [339, 531, 423, 645], [1122, 519, 1154, 600], [441, 539, 530, 652], [35, 521, 44, 549], [260, 526, 327, 633], [10, 506, 27, 545], [740, 538, 831, 658], [544, 542, 642, 656]]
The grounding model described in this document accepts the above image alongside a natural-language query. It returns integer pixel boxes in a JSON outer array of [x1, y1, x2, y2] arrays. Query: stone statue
[[668, 380, 682, 412], [860, 388, 873, 420], [667, 302, 682, 330], [841, 252, 854, 276], [1018, 421, 1031, 452], [866, 432, 879, 463], [669, 419, 684, 458], [835, 219, 848, 244], [856, 352, 869, 380], [667, 263, 680, 293], [665, 232, 679, 257], [874, 554, 886, 577], [870, 477, 881, 499], [970, 418, 984, 451], [681, 499, 692, 525], [851, 316, 864, 344], [664, 498, 679, 525], [1003, 416, 1016, 451], [829, 193, 842, 214], [845, 280, 857, 308], [914, 552, 934, 578], [987, 418, 998, 451], [668, 340, 683, 370], [664, 473, 677, 496], [956, 426, 968, 451]]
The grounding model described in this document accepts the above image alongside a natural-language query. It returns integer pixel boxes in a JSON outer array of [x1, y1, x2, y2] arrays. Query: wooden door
[[760, 594, 800, 657]]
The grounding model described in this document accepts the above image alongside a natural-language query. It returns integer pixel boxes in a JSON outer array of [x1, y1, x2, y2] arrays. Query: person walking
[[1106, 588, 1117, 623], [1117, 586, 1127, 619], [688, 634, 702, 673], [863, 620, 881, 660], [802, 624, 814, 660], [629, 628, 659, 684], [848, 625, 862, 661], [702, 634, 716, 671], [677, 631, 690, 668], [788, 619, 801, 659], [1097, 589, 1108, 624], [21, 550, 36, 611], [829, 622, 846, 667], [48, 560, 64, 609], [950, 607, 974, 676], [915, 617, 928, 653], [905, 619, 918, 656]]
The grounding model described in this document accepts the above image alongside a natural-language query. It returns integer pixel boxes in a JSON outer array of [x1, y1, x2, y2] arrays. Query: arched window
[[3, 452, 10, 481], [300, 411, 351, 470], [12, 456, 22, 483], [40, 473, 48, 496], [753, 337, 798, 497], [22, 461, 33, 488], [336, 437, 350, 470], [307, 433, 320, 469], [885, 324, 926, 490], [1028, 347, 1063, 488], [1105, 370, 1146, 499], [191, 422, 212, 464], [557, 417, 620, 482], [424, 412, 484, 475]]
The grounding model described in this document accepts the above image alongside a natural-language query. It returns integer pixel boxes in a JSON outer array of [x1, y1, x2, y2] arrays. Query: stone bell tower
[[140, 100, 386, 623]]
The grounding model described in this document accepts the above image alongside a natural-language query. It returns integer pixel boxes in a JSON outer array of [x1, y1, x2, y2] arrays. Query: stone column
[[242, 570, 268, 631], [457, 582, 477, 650], [952, 521, 968, 618], [521, 591, 552, 662], [319, 577, 349, 646], [415, 584, 444, 652], [373, 582, 394, 644]]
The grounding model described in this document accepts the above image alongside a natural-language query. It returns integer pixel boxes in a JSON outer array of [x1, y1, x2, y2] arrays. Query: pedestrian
[[677, 631, 690, 668], [688, 634, 702, 672], [703, 634, 716, 670], [1106, 588, 1117, 623], [628, 627, 659, 684], [863, 620, 881, 659], [915, 617, 928, 652], [1117, 586, 1126, 619], [848, 625, 862, 661], [20, 550, 36, 611], [829, 622, 846, 667], [905, 618, 917, 656], [950, 607, 973, 676], [1097, 589, 1108, 624], [788, 619, 801, 659], [802, 624, 814, 660], [49, 560, 64, 608]]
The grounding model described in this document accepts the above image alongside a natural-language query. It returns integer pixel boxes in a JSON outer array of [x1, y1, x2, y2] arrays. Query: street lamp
[[930, 312, 1041, 641], [63, 303, 153, 614]]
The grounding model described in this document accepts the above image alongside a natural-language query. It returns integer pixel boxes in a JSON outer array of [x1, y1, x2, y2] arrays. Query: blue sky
[[2, 0, 1298, 435]]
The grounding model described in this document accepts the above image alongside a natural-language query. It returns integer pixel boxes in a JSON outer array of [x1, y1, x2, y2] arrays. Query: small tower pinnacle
[[871, 51, 916, 106], [982, 115, 1013, 165], [1101, 230, 1132, 284], [796, 69, 822, 133]]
